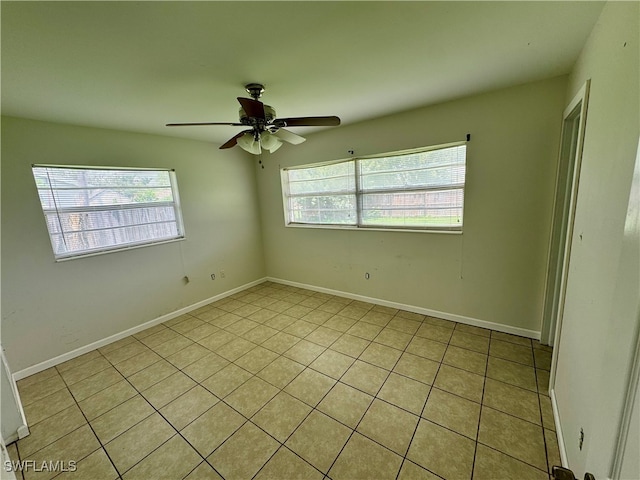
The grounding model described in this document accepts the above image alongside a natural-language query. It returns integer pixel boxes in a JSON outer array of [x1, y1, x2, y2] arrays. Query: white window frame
[[281, 141, 467, 233], [32, 165, 186, 261]]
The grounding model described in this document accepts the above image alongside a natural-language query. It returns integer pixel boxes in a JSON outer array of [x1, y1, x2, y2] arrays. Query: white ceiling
[[1, 1, 604, 146]]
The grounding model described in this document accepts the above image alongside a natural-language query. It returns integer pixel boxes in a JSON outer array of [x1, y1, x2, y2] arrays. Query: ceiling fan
[[166, 83, 341, 154]]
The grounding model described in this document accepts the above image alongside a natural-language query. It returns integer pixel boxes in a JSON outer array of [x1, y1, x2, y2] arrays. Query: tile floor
[[8, 281, 559, 480]]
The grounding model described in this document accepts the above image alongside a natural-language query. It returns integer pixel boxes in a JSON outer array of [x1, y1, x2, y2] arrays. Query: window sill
[[284, 223, 462, 235], [54, 236, 186, 262]]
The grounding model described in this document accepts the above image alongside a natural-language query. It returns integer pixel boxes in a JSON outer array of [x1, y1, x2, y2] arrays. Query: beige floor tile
[[105, 413, 174, 474], [58, 356, 112, 386], [257, 356, 305, 389], [473, 444, 548, 480], [359, 342, 402, 370], [18, 405, 87, 458], [141, 371, 196, 409], [160, 385, 218, 430], [252, 392, 312, 442], [317, 382, 373, 428], [102, 341, 152, 366], [261, 331, 300, 354], [181, 403, 245, 457], [489, 339, 534, 366], [55, 448, 118, 480], [317, 300, 349, 315], [337, 305, 369, 321], [182, 352, 229, 383], [55, 350, 102, 373], [396, 311, 425, 322], [211, 313, 244, 329], [127, 359, 178, 391], [301, 309, 333, 325], [405, 336, 446, 362], [377, 373, 431, 415], [284, 319, 318, 338], [483, 378, 541, 425], [22, 424, 100, 480], [153, 336, 195, 358], [346, 321, 383, 340], [77, 379, 137, 421], [387, 317, 421, 335], [234, 346, 279, 374], [165, 343, 210, 369], [284, 305, 315, 320], [540, 394, 555, 431], [393, 353, 439, 385], [309, 349, 354, 379], [443, 345, 488, 375], [17, 367, 59, 390], [329, 334, 370, 358], [450, 330, 490, 354], [225, 376, 279, 417], [164, 313, 195, 328], [491, 331, 533, 347], [360, 310, 394, 327], [300, 296, 328, 310], [422, 387, 481, 439], [456, 323, 491, 338], [329, 432, 402, 480], [341, 360, 389, 395], [197, 330, 237, 351], [138, 328, 179, 348], [67, 367, 124, 402], [225, 318, 260, 336], [254, 446, 323, 480], [372, 304, 399, 316], [545, 428, 562, 473], [478, 406, 547, 471], [242, 325, 279, 344], [90, 395, 154, 444], [397, 459, 442, 480], [231, 303, 262, 318], [533, 349, 551, 370], [113, 349, 162, 377], [284, 368, 336, 407], [305, 326, 342, 347], [18, 373, 67, 406], [357, 399, 419, 455], [208, 422, 279, 480], [183, 323, 220, 342], [407, 419, 475, 480], [183, 461, 224, 480], [283, 340, 325, 365], [415, 323, 453, 343], [122, 434, 201, 480], [23, 387, 76, 426], [286, 410, 352, 473], [323, 315, 358, 332], [201, 363, 253, 398], [486, 356, 537, 392], [537, 368, 551, 395], [263, 313, 297, 330], [373, 327, 412, 350], [133, 324, 169, 341], [424, 316, 455, 330]]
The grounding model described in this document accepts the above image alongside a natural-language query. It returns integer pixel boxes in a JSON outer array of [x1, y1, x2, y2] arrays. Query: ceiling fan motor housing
[[239, 105, 276, 127]]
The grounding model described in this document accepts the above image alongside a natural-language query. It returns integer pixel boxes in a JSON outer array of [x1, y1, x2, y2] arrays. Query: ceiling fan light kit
[[166, 83, 340, 154]]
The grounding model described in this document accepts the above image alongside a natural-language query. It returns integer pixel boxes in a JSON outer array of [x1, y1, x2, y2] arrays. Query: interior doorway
[[541, 80, 590, 348]]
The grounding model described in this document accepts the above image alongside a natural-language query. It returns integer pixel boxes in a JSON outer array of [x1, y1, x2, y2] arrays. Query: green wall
[[257, 76, 567, 335]]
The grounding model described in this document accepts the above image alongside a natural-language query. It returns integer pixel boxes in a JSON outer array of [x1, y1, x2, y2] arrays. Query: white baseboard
[[267, 276, 541, 340], [550, 387, 569, 467], [13, 278, 267, 381]]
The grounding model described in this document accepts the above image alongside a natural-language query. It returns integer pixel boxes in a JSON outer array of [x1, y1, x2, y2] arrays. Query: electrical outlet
[[210, 273, 216, 280], [579, 428, 584, 450], [365, 272, 370, 279]]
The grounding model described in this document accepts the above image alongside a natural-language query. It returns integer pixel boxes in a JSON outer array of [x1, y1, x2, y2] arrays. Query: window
[[32, 165, 185, 260], [281, 142, 466, 231]]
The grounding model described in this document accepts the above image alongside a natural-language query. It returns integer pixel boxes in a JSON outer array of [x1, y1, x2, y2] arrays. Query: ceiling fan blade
[[275, 116, 341, 127], [237, 97, 265, 119], [166, 122, 244, 127], [219, 131, 247, 149], [274, 129, 306, 145]]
